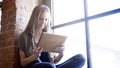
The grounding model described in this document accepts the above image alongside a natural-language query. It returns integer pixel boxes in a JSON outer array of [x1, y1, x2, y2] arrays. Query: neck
[[34, 29, 42, 44]]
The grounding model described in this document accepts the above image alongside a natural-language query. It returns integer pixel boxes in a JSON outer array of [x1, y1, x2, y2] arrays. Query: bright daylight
[[53, 0, 120, 68]]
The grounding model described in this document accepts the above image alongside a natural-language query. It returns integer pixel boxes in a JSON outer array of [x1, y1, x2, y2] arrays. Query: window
[[88, 0, 120, 68], [53, 0, 84, 26], [89, 12, 120, 68], [53, 0, 87, 68], [53, 0, 120, 68], [87, 0, 120, 16]]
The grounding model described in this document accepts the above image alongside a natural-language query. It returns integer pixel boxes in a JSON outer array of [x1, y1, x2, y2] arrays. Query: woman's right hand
[[32, 47, 43, 58]]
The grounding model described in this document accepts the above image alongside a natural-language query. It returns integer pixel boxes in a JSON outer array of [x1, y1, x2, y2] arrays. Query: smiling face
[[37, 11, 49, 30]]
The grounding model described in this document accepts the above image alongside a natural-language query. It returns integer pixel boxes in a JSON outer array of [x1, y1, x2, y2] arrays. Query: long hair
[[24, 5, 51, 33]]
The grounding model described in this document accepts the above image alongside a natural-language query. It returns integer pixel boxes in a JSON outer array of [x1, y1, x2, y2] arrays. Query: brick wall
[[0, 0, 16, 67], [0, 0, 41, 68]]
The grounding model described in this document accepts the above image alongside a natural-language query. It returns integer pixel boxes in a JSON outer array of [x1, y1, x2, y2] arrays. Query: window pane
[[54, 22, 87, 68], [53, 0, 84, 25], [89, 13, 120, 68], [88, 0, 120, 16]]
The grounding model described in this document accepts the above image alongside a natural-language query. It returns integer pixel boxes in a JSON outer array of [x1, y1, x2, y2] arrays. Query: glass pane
[[53, 0, 84, 25], [89, 13, 120, 68], [88, 0, 120, 16], [54, 22, 87, 68]]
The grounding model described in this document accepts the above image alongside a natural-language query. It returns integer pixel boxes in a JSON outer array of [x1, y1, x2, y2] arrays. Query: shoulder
[[19, 31, 33, 39]]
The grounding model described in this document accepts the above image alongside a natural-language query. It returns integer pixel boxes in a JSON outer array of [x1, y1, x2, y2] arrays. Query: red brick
[[0, 46, 4, 54], [1, 16, 16, 26], [2, 54, 9, 62], [2, 45, 14, 54], [2, 46, 9, 54], [0, 30, 15, 40], [0, 63, 4, 68], [2, 0, 15, 5], [7, 16, 16, 24], [5, 38, 15, 46], [2, 11, 16, 23], [2, 0, 16, 12], [6, 23, 15, 31], [0, 53, 4, 61], [7, 45, 15, 53], [1, 18, 8, 25], [5, 62, 14, 68], [7, 9, 16, 18], [1, 11, 8, 19], [0, 40, 5, 47], [8, 53, 15, 62], [0, 45, 15, 61], [1, 24, 7, 32]]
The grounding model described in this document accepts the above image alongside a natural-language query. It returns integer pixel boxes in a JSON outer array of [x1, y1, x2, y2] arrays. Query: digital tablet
[[38, 32, 67, 52]]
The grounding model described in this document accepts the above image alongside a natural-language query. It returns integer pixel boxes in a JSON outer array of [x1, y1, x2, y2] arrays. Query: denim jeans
[[30, 61, 56, 68], [30, 54, 85, 68], [56, 54, 85, 68]]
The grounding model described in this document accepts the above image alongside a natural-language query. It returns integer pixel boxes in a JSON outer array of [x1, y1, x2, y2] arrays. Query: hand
[[32, 47, 43, 57], [54, 44, 65, 53]]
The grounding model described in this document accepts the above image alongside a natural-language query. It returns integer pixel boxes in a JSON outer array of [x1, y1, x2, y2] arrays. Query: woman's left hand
[[54, 44, 65, 53]]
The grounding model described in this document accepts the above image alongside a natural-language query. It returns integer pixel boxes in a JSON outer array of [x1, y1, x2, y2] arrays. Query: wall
[[0, 0, 42, 68]]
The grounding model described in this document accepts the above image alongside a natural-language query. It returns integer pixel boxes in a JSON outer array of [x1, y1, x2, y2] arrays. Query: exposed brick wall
[[0, 0, 18, 68], [0, 0, 41, 68]]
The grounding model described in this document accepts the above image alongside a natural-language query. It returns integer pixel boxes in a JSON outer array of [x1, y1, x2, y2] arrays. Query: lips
[[38, 24, 44, 29]]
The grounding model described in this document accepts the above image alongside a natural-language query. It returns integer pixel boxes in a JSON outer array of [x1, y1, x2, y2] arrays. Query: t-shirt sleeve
[[18, 33, 25, 52]]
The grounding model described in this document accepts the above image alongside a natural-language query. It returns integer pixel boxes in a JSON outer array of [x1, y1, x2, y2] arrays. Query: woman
[[18, 5, 85, 68]]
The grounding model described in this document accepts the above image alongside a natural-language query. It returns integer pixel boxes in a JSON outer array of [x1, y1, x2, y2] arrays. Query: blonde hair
[[24, 5, 51, 33]]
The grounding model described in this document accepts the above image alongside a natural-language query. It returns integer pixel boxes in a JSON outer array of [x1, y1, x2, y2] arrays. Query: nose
[[41, 19, 46, 23]]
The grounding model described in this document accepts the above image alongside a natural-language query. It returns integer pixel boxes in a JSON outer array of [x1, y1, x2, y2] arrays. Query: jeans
[[30, 54, 85, 68], [30, 61, 56, 68], [56, 54, 85, 68]]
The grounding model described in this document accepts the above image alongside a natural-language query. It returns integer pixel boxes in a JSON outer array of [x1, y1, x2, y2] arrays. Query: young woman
[[18, 5, 85, 68]]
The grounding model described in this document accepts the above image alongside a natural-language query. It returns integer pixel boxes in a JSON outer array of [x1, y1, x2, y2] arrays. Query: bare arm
[[53, 52, 64, 63], [19, 47, 43, 67], [19, 50, 37, 66], [52, 45, 65, 63]]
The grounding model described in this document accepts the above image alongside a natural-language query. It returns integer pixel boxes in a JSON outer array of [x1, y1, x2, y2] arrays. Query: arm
[[53, 52, 64, 63], [51, 45, 65, 64], [19, 47, 43, 67], [19, 50, 37, 66]]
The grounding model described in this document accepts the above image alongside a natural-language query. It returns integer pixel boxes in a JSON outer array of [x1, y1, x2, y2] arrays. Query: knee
[[74, 54, 85, 65], [75, 54, 85, 60], [45, 63, 56, 68]]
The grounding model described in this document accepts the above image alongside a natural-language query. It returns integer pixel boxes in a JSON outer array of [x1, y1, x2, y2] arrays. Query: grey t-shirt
[[18, 30, 55, 63], [18, 31, 35, 57]]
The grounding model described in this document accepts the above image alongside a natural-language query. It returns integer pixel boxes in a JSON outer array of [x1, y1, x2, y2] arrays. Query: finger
[[37, 47, 41, 50], [39, 48, 43, 51], [35, 47, 40, 53], [38, 47, 43, 52], [33, 47, 37, 52], [38, 48, 43, 53]]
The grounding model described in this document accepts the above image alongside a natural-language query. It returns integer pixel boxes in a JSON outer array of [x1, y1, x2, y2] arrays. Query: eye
[[45, 18, 48, 21], [39, 17, 42, 20]]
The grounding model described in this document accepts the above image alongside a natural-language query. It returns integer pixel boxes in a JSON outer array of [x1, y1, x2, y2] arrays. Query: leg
[[30, 62, 56, 68], [56, 54, 85, 68]]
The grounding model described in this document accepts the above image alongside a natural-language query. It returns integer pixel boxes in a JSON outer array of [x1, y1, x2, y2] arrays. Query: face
[[37, 11, 49, 29]]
